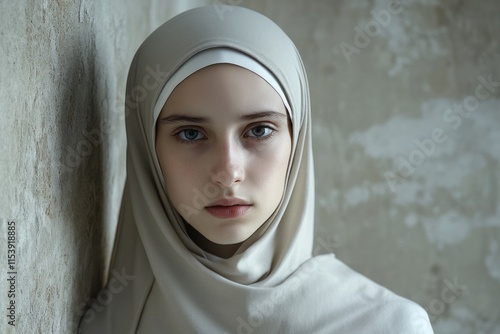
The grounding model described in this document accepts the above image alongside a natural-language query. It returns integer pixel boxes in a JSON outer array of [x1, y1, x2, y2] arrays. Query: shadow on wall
[[55, 32, 106, 331]]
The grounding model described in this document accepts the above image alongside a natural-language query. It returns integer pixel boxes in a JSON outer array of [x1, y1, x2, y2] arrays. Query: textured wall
[[1, 1, 498, 333], [242, 1, 500, 333], [0, 0, 208, 333]]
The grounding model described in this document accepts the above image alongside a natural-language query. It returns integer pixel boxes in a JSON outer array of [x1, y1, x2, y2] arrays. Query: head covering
[[79, 6, 433, 333], [152, 47, 292, 125]]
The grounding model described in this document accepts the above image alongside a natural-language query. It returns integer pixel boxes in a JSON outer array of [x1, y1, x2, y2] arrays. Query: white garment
[[79, 5, 433, 333]]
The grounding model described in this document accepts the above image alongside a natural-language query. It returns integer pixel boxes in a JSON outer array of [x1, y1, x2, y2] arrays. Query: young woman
[[79, 5, 433, 333]]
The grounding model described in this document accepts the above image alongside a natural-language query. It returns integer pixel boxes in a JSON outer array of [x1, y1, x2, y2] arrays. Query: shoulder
[[373, 296, 434, 333], [298, 254, 434, 333]]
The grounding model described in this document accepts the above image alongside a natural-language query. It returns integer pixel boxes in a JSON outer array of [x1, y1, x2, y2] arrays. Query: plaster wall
[[243, 1, 500, 332], [0, 0, 208, 332], [1, 1, 498, 333]]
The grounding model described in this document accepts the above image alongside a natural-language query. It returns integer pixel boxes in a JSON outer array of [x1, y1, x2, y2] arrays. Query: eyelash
[[172, 124, 277, 145]]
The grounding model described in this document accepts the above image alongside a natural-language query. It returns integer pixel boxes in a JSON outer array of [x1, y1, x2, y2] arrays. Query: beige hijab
[[79, 6, 433, 333]]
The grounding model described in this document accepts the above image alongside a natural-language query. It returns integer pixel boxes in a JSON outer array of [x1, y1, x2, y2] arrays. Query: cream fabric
[[152, 47, 292, 128], [79, 5, 434, 333]]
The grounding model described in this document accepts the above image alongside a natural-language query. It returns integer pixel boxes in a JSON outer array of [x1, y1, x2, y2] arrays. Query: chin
[[204, 218, 261, 244], [206, 227, 255, 245]]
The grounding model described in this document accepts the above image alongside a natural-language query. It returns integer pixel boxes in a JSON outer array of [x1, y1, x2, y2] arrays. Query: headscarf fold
[[79, 6, 433, 333]]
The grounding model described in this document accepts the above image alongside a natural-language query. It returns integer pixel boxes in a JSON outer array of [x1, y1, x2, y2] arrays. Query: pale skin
[[155, 64, 291, 259]]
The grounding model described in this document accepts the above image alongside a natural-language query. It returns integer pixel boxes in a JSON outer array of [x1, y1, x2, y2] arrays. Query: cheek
[[158, 148, 200, 202], [252, 140, 291, 187]]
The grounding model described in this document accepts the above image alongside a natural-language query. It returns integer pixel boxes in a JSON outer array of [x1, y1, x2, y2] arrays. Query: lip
[[206, 198, 251, 207], [205, 198, 252, 219]]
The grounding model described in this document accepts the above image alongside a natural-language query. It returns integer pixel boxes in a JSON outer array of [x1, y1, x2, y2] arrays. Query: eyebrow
[[158, 111, 287, 125]]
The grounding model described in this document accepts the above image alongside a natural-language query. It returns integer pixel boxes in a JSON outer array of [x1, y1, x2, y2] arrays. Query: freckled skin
[[155, 64, 291, 257]]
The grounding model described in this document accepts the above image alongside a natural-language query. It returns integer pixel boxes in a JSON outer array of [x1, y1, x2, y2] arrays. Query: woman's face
[[155, 64, 291, 250]]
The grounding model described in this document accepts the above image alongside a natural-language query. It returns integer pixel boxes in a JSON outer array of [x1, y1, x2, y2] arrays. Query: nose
[[210, 138, 245, 187]]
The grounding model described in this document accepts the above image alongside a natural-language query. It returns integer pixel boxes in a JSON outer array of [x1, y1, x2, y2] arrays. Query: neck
[[185, 223, 242, 259]]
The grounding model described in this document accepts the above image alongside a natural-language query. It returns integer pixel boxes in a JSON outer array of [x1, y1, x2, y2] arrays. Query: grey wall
[[1, 1, 499, 333], [0, 0, 208, 332]]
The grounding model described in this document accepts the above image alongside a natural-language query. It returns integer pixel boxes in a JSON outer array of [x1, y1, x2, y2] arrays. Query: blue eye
[[247, 126, 274, 138], [177, 129, 204, 142]]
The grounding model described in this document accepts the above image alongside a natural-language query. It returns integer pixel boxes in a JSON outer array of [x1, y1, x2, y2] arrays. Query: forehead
[[160, 64, 287, 116]]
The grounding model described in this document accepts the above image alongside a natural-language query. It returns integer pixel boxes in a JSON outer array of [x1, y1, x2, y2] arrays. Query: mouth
[[205, 198, 252, 219]]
